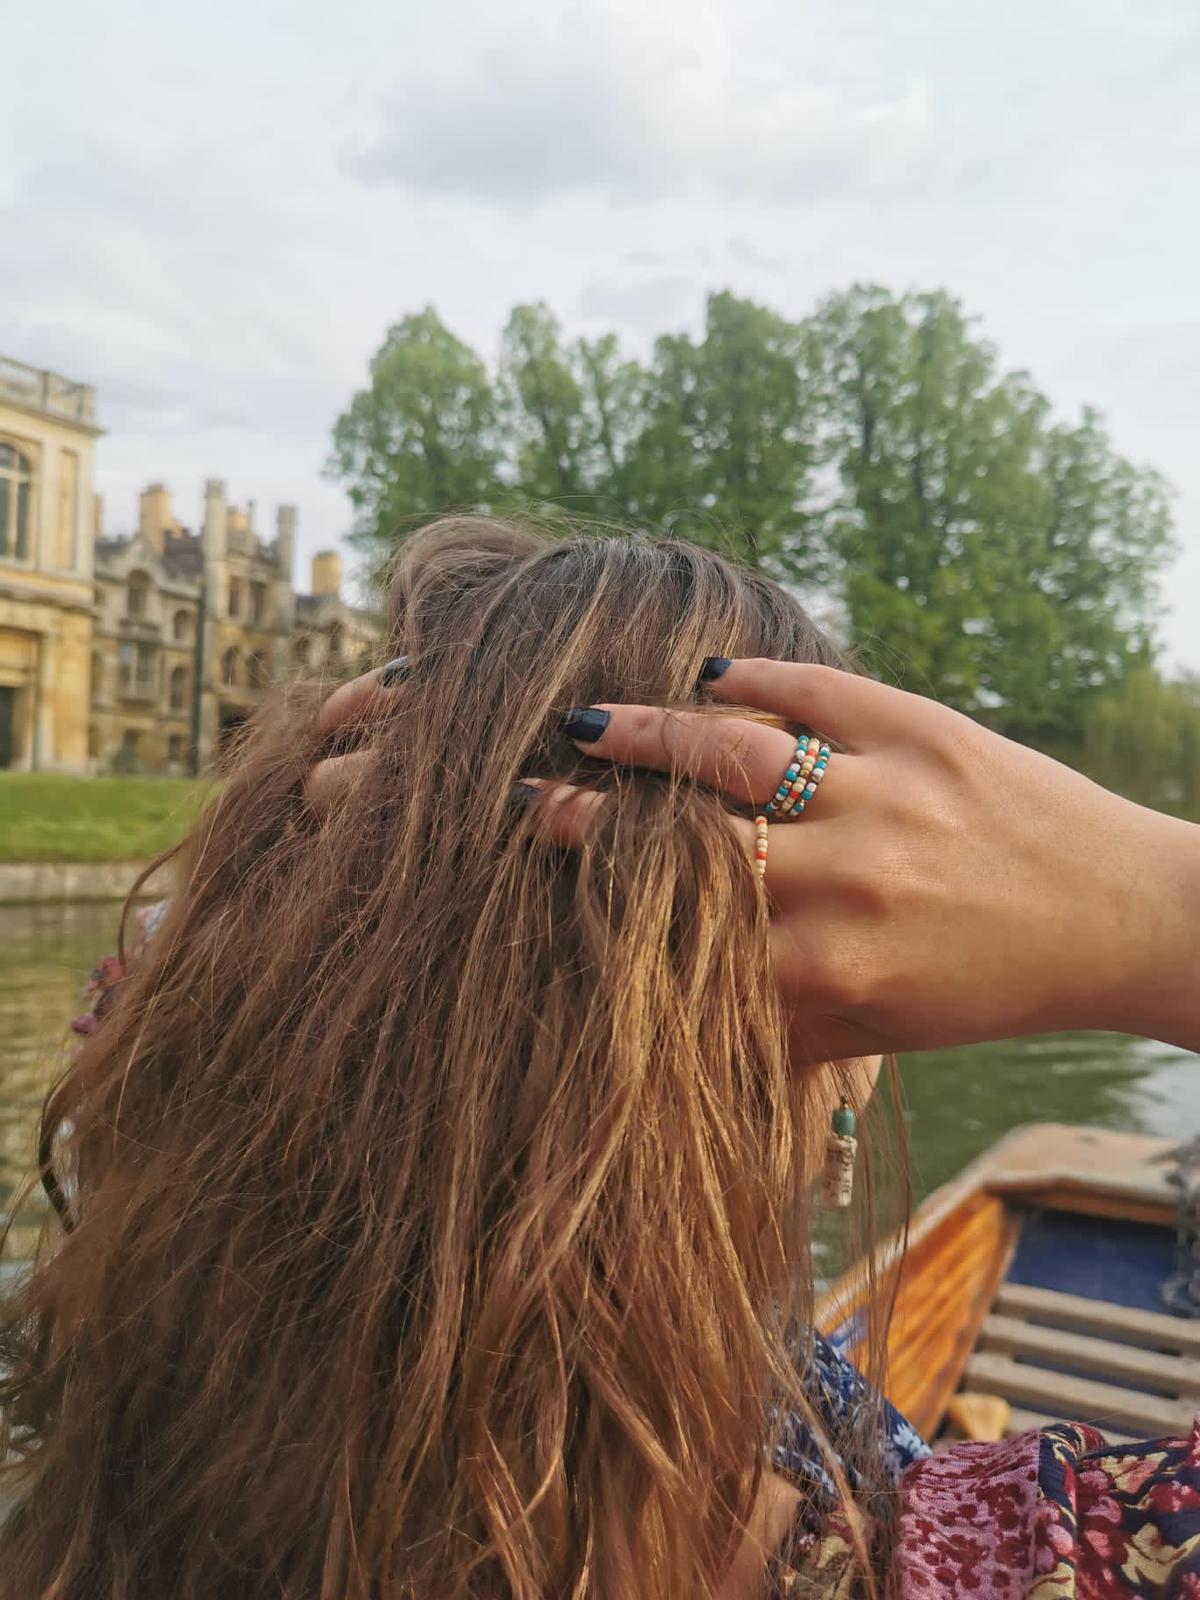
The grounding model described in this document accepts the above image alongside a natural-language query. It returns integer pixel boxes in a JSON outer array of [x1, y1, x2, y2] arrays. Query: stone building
[[0, 349, 379, 774], [291, 549, 377, 683], [0, 357, 101, 771], [92, 483, 377, 774]]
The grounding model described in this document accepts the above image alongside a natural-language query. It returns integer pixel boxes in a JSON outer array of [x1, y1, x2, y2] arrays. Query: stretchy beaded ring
[[778, 742, 830, 817], [754, 813, 769, 881], [764, 735, 820, 818]]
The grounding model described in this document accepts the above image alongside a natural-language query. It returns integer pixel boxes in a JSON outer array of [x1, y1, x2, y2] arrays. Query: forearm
[[1101, 807, 1200, 1053]]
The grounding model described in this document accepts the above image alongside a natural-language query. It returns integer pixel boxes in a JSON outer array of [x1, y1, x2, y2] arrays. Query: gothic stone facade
[[0, 357, 100, 771], [92, 483, 377, 773], [0, 356, 377, 776]]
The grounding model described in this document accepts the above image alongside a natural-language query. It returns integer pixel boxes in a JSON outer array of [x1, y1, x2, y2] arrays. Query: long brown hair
[[1, 517, 898, 1599]]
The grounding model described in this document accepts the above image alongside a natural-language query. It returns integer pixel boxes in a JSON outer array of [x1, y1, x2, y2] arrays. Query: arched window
[[248, 650, 269, 690], [221, 647, 241, 688], [292, 635, 311, 670], [172, 609, 191, 642], [169, 664, 188, 710], [91, 652, 104, 702], [0, 441, 34, 561], [228, 577, 243, 619], [127, 572, 150, 618]]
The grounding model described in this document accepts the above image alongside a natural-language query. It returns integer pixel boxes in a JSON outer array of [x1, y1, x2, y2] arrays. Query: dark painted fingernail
[[699, 657, 733, 681], [562, 706, 610, 744], [380, 656, 410, 686], [509, 781, 540, 807]]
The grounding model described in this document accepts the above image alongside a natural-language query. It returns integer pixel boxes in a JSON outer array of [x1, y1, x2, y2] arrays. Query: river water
[[2, 900, 1198, 1263]]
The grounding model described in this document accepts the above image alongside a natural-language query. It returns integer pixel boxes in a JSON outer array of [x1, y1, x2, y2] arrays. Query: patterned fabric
[[770, 1417, 1200, 1597], [69, 899, 169, 1036], [772, 1331, 932, 1501]]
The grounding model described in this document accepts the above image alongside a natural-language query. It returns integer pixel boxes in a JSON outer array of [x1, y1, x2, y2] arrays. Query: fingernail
[[509, 781, 540, 807], [562, 706, 611, 744], [699, 657, 733, 682], [380, 656, 410, 686]]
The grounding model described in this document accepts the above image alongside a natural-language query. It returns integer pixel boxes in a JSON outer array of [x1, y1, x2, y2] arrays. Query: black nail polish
[[380, 656, 410, 686], [509, 781, 540, 807], [699, 657, 733, 682], [562, 706, 610, 744]]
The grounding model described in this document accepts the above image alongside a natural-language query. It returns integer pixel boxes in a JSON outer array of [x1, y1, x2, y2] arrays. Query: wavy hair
[[1, 517, 899, 1599]]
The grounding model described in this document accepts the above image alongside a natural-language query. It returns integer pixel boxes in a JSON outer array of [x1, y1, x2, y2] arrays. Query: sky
[[3, 0, 1198, 663]]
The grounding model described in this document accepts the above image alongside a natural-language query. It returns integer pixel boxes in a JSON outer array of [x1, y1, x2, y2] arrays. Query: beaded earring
[[822, 1099, 858, 1209]]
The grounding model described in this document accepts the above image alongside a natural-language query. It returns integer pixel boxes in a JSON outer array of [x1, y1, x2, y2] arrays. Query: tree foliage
[[328, 309, 500, 546], [328, 287, 1178, 749]]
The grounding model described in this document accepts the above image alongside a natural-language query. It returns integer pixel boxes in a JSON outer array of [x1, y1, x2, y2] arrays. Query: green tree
[[1082, 667, 1200, 820], [327, 309, 500, 558], [631, 293, 821, 577], [326, 291, 1175, 752], [810, 286, 1172, 743], [498, 303, 588, 503]]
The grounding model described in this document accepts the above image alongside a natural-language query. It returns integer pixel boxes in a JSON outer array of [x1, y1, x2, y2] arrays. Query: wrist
[[1098, 804, 1200, 1050]]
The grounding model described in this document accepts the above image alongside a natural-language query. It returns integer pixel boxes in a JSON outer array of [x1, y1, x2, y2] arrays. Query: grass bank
[[0, 775, 210, 864]]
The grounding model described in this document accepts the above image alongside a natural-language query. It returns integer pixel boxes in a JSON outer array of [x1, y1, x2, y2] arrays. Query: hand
[[559, 659, 1200, 1060], [307, 659, 1200, 1061]]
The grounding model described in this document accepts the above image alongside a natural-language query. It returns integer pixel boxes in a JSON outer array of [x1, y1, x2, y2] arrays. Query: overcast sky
[[4, 0, 1198, 664]]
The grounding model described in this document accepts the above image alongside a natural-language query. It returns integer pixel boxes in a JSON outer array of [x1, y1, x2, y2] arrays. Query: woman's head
[[2, 517, 890, 1600]]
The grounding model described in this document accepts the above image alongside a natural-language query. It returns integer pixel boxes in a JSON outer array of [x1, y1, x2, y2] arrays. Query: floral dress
[[71, 910, 1200, 1597], [769, 1366, 1200, 1598]]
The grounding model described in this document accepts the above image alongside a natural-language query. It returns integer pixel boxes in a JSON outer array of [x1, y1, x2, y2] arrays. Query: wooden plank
[[1004, 1406, 1137, 1448], [994, 1282, 1200, 1359], [979, 1313, 1200, 1398], [882, 1195, 1018, 1438], [965, 1351, 1194, 1438], [885, 1211, 1014, 1397], [968, 1123, 1176, 1221]]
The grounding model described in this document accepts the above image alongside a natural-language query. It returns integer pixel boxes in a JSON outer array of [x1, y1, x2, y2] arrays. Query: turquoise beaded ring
[[764, 734, 831, 820]]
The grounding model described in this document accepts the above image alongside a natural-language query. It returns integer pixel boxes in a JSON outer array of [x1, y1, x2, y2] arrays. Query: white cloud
[[347, 1, 940, 203], [0, 0, 1197, 661]]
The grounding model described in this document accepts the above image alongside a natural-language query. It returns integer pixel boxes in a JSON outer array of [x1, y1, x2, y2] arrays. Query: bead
[[832, 1104, 856, 1138]]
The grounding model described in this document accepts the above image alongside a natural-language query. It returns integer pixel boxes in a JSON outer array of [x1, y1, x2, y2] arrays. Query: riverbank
[[0, 774, 207, 865], [0, 860, 155, 904]]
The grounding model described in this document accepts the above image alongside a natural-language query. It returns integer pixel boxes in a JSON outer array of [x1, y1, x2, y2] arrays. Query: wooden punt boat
[[817, 1123, 1198, 1446]]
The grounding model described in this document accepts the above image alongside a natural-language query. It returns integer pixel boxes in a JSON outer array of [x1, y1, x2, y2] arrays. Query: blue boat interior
[[1006, 1207, 1177, 1314]]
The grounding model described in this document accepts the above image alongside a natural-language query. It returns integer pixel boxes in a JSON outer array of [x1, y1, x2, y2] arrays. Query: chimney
[[246, 498, 257, 533], [311, 550, 342, 598], [275, 505, 296, 580], [139, 482, 174, 554], [203, 478, 228, 562]]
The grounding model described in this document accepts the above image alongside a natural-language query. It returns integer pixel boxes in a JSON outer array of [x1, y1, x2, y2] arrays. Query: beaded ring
[[754, 813, 769, 881], [777, 741, 830, 818], [764, 735, 831, 820]]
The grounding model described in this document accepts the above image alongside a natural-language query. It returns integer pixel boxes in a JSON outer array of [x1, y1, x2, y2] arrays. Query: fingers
[[565, 703, 859, 811], [701, 659, 941, 750], [514, 779, 757, 861], [305, 750, 373, 814], [315, 657, 408, 735]]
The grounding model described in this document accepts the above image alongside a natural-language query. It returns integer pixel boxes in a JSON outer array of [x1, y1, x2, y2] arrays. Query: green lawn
[[0, 774, 212, 863]]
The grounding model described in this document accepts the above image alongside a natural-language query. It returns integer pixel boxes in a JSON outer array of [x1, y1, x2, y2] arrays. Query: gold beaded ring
[[754, 813, 769, 881]]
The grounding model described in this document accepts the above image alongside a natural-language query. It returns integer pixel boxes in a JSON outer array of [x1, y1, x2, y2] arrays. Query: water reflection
[[0, 902, 126, 1261], [900, 1030, 1199, 1197], [1, 903, 1197, 1265]]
